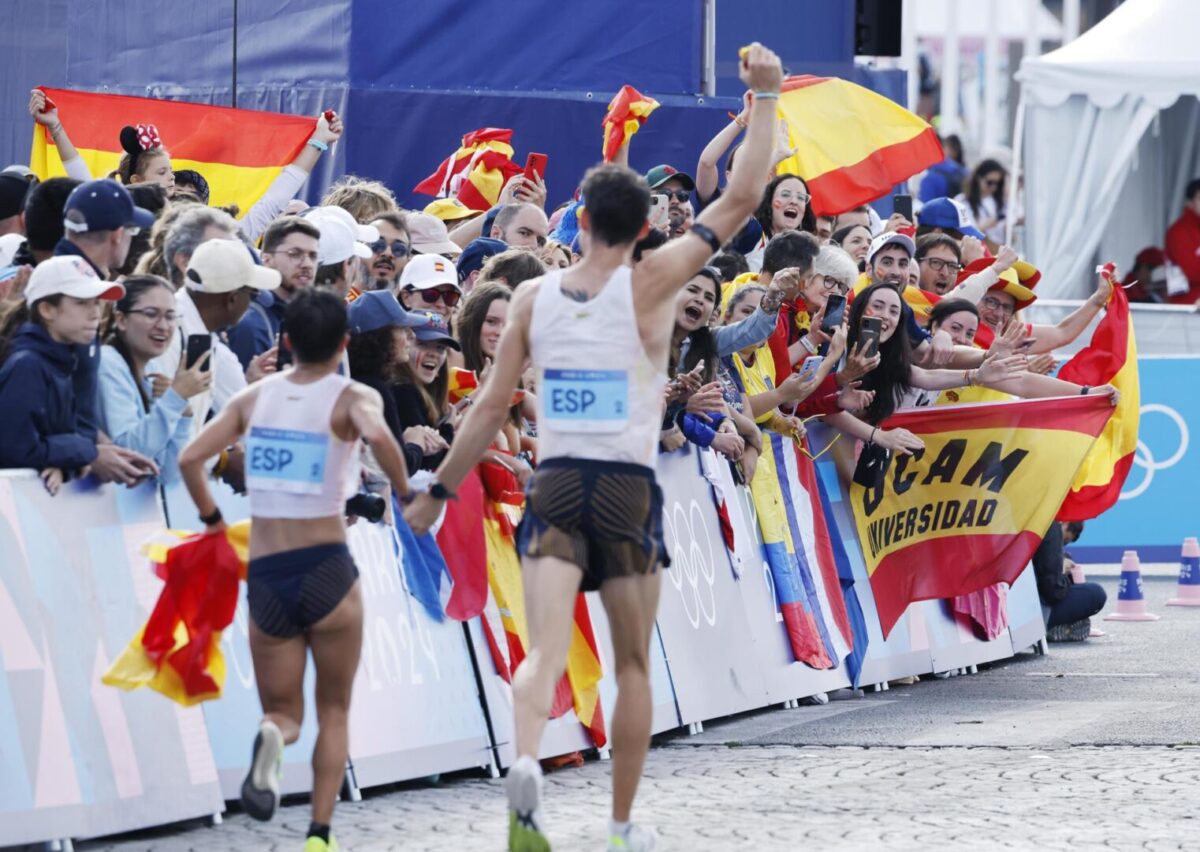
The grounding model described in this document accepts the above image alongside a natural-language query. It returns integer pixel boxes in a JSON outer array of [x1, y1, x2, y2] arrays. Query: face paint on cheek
[[773, 200, 785, 209]]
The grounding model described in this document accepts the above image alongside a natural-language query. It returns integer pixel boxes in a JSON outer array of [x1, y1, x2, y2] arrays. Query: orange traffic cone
[[1166, 537, 1200, 607], [1103, 551, 1161, 622]]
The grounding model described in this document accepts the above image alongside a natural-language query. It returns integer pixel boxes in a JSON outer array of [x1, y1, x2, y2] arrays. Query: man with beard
[[364, 212, 411, 292], [229, 216, 321, 369], [645, 165, 695, 240], [915, 233, 963, 296]]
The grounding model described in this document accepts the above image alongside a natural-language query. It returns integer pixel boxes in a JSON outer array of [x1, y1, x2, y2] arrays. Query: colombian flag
[[30, 88, 315, 213], [850, 396, 1113, 636], [413, 128, 523, 213], [1055, 265, 1139, 521], [102, 522, 249, 705], [774, 76, 943, 216], [602, 85, 660, 162], [477, 459, 607, 747]]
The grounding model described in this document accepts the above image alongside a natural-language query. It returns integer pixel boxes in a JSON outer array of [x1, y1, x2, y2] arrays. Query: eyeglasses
[[267, 247, 320, 263], [655, 189, 691, 203], [413, 287, 461, 308], [920, 257, 963, 274], [981, 295, 1015, 317], [982, 178, 1002, 189], [776, 190, 810, 204], [369, 238, 410, 257], [816, 274, 848, 294], [122, 307, 178, 324]]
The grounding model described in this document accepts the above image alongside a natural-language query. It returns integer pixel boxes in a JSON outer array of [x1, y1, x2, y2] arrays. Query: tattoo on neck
[[561, 287, 592, 303]]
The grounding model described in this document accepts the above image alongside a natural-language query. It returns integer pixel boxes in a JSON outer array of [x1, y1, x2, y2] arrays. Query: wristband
[[199, 507, 223, 526], [753, 91, 781, 100], [429, 481, 458, 502], [1080, 385, 1090, 395], [688, 222, 722, 255], [869, 427, 878, 444], [306, 138, 329, 152], [799, 335, 819, 356]]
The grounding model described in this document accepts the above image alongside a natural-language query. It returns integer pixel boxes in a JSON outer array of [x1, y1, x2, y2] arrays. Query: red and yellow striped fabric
[[849, 396, 1113, 636], [413, 128, 523, 213], [774, 76, 943, 217], [602, 85, 660, 162], [1055, 266, 1139, 521], [29, 88, 315, 213]]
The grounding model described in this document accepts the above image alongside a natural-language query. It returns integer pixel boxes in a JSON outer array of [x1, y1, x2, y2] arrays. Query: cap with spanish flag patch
[[399, 253, 461, 292]]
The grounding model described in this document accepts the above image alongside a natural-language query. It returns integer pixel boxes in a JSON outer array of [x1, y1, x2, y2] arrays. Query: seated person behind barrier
[[1034, 520, 1107, 641]]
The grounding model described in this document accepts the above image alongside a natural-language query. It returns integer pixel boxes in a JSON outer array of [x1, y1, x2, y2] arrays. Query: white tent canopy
[[1015, 0, 1200, 297]]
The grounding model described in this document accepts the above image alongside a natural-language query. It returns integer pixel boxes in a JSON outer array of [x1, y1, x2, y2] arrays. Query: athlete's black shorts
[[515, 458, 669, 592], [247, 543, 359, 638]]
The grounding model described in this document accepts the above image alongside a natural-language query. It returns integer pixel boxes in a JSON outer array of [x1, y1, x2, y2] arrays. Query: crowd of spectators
[[0, 90, 1141, 641]]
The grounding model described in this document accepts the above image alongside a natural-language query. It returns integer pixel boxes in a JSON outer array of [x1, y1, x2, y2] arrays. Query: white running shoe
[[607, 823, 657, 851], [240, 720, 284, 821], [506, 755, 550, 851]]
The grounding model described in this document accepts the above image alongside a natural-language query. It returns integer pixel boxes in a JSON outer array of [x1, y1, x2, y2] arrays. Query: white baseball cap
[[185, 238, 281, 294], [867, 231, 916, 264], [0, 232, 25, 267], [24, 255, 124, 305], [304, 209, 373, 265], [303, 204, 380, 244], [399, 253, 460, 292]]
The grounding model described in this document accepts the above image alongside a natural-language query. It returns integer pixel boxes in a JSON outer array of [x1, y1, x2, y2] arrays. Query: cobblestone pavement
[[75, 742, 1199, 852]]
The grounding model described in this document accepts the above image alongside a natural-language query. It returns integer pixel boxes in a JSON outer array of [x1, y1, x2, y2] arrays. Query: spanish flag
[[102, 523, 249, 706], [413, 128, 523, 213], [850, 396, 1113, 636], [30, 88, 316, 213], [602, 85, 660, 162], [774, 76, 943, 216], [477, 459, 607, 747], [1054, 265, 1139, 521]]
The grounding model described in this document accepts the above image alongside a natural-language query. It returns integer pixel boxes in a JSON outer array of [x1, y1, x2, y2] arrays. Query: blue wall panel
[[349, 0, 704, 96]]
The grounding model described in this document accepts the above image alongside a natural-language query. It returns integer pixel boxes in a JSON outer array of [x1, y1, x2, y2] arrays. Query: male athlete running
[[404, 42, 785, 852], [180, 289, 412, 852]]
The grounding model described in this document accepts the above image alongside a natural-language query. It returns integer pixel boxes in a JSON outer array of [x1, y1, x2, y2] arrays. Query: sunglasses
[[369, 238, 410, 257], [656, 189, 691, 203], [414, 287, 460, 307]]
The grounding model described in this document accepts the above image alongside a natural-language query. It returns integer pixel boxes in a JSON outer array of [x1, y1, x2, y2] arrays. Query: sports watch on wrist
[[429, 481, 458, 502]]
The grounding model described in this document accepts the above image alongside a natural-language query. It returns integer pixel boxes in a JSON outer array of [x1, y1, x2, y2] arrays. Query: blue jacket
[[53, 238, 104, 439], [0, 323, 98, 473], [228, 290, 283, 370], [97, 345, 193, 483]]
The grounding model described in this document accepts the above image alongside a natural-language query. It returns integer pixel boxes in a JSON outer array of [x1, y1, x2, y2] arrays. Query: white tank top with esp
[[245, 372, 361, 519], [530, 266, 667, 470]]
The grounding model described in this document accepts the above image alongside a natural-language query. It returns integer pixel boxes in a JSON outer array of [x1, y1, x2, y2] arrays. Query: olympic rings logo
[[1120, 404, 1190, 501], [662, 499, 718, 629]]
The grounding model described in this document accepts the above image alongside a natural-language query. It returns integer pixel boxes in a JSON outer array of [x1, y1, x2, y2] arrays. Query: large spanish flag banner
[[849, 396, 1113, 637], [774, 76, 943, 216], [1055, 267, 1139, 521], [30, 88, 315, 213]]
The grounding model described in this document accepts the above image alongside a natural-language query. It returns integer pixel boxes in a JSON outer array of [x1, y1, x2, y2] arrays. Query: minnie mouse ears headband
[[119, 124, 164, 158]]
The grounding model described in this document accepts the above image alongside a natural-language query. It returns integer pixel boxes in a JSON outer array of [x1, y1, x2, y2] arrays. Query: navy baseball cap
[[0, 173, 31, 219], [918, 197, 984, 240], [480, 205, 505, 241], [411, 310, 462, 351], [457, 237, 507, 283], [62, 179, 156, 235], [347, 290, 433, 335]]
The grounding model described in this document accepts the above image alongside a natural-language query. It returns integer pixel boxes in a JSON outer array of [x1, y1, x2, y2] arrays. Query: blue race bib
[[246, 426, 329, 495], [542, 368, 629, 433]]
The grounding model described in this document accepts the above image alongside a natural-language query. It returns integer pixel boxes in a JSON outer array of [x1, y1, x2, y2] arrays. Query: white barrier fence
[[0, 442, 1044, 846]]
